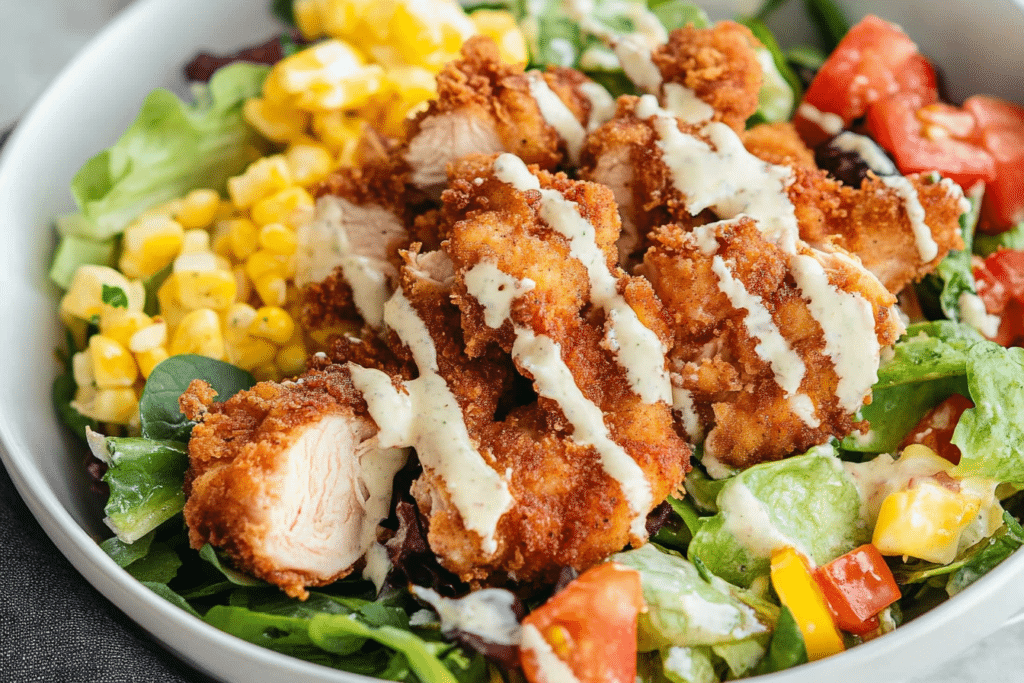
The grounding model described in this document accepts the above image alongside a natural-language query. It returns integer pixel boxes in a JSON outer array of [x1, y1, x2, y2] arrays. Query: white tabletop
[[2, 2, 1022, 682]]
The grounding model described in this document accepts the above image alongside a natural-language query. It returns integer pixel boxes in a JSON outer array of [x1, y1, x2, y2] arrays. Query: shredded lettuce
[[55, 62, 270, 246]]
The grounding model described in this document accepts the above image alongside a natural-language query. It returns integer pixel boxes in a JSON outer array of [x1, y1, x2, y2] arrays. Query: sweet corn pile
[[58, 0, 526, 430]]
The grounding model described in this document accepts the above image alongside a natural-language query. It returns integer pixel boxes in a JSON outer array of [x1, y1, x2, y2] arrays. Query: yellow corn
[[250, 186, 315, 228], [169, 309, 226, 359], [276, 341, 308, 376], [222, 218, 261, 261], [251, 362, 282, 382], [228, 155, 293, 210], [258, 223, 299, 255], [135, 346, 169, 379], [156, 274, 189, 331], [230, 336, 278, 371], [249, 306, 296, 345], [128, 319, 168, 354], [176, 189, 222, 229], [470, 10, 528, 65], [72, 348, 95, 390], [243, 96, 310, 144], [311, 110, 366, 154], [293, 0, 328, 40], [175, 270, 237, 312], [89, 335, 139, 389], [253, 274, 288, 307], [119, 214, 185, 279], [60, 266, 144, 323], [180, 229, 212, 255], [232, 265, 253, 304], [223, 303, 259, 340], [90, 387, 139, 425], [770, 547, 845, 661], [285, 143, 334, 187], [246, 249, 293, 282], [98, 308, 152, 349]]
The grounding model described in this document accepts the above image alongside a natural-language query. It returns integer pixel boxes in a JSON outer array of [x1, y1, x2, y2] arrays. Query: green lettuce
[[55, 62, 270, 246], [614, 544, 773, 651], [952, 344, 1024, 483], [688, 447, 868, 587], [974, 222, 1024, 257], [916, 189, 983, 324]]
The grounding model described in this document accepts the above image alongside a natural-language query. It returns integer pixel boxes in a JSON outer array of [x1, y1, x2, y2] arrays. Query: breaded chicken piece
[[644, 217, 905, 469], [743, 121, 818, 169], [581, 97, 967, 288], [650, 21, 763, 132], [402, 36, 615, 196], [180, 371, 407, 599]]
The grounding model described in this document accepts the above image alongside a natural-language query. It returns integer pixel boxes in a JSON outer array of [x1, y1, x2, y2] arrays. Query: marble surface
[[2, 2, 1023, 682]]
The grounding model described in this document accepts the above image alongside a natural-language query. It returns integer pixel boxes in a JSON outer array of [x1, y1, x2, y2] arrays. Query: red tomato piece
[[899, 393, 975, 465], [974, 256, 1011, 313], [815, 544, 901, 636], [963, 96, 1024, 232], [984, 249, 1024, 302], [519, 562, 645, 683], [865, 92, 996, 191], [796, 15, 935, 146], [993, 299, 1024, 347], [965, 95, 1024, 131]]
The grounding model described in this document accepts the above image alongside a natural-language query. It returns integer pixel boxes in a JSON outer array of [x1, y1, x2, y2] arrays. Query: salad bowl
[[1, 0, 1023, 681]]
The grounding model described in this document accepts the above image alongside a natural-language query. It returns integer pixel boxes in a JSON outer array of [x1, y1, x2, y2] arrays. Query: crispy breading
[[644, 217, 904, 468], [181, 371, 406, 599], [652, 21, 763, 133], [743, 121, 818, 169]]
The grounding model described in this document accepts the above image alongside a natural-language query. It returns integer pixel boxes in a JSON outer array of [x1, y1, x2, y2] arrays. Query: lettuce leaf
[[974, 222, 1024, 257], [57, 62, 270, 243], [688, 447, 868, 587], [952, 344, 1024, 483]]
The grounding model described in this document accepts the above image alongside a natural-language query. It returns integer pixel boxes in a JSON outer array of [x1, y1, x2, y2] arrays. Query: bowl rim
[[2, 1, 1024, 682]]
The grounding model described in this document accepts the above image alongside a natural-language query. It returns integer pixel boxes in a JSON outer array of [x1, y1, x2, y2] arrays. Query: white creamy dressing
[[362, 541, 392, 592], [578, 80, 617, 132], [613, 34, 663, 93], [347, 291, 514, 554], [797, 102, 844, 136], [295, 196, 405, 328], [492, 153, 673, 405], [410, 586, 523, 646], [831, 131, 897, 176], [464, 257, 654, 540], [662, 82, 715, 125], [520, 624, 583, 683], [635, 94, 800, 251], [527, 70, 587, 165], [711, 254, 819, 427], [958, 291, 1001, 338], [842, 453, 947, 525], [566, 0, 666, 94], [789, 253, 881, 412], [670, 380, 702, 441], [719, 480, 814, 559]]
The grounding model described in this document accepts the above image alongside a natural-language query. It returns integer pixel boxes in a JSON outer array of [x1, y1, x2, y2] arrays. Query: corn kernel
[[89, 335, 139, 389], [61, 266, 142, 322], [175, 269, 238, 311], [156, 274, 189, 331], [177, 189, 222, 229], [223, 303, 259, 338], [136, 346, 169, 379], [99, 308, 152, 349], [873, 480, 982, 564], [244, 97, 310, 144], [276, 341, 308, 376], [232, 265, 253, 303], [120, 214, 185, 278], [296, 64, 385, 111], [470, 9, 528, 65], [275, 39, 366, 94], [253, 274, 288, 307], [259, 223, 299, 255], [224, 218, 260, 261], [128, 319, 168, 353], [249, 306, 296, 345], [170, 309, 226, 359], [251, 362, 282, 382], [72, 349, 95, 389], [293, 0, 327, 40], [311, 110, 366, 153], [181, 229, 212, 254], [285, 143, 334, 187], [246, 249, 293, 282], [250, 186, 315, 227], [230, 336, 278, 371], [91, 387, 139, 425], [228, 156, 292, 210]]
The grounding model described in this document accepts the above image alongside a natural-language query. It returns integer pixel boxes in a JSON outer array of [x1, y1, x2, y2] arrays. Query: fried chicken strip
[[181, 371, 407, 599]]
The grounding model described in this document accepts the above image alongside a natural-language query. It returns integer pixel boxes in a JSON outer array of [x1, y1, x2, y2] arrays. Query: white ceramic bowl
[[1, 1, 1022, 681]]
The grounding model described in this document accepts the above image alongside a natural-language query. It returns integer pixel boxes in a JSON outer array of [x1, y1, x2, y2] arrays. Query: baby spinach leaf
[[198, 544, 268, 587], [752, 607, 807, 675], [125, 542, 183, 584], [140, 354, 254, 442], [100, 531, 156, 568]]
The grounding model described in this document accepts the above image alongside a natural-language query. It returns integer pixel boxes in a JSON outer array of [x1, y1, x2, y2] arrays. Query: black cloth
[[0, 460, 210, 683]]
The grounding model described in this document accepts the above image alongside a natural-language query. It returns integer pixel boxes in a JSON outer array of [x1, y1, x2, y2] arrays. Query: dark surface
[[0, 459, 211, 683]]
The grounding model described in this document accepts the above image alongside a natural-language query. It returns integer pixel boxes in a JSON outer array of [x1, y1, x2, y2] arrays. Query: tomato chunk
[[815, 545, 901, 636], [984, 249, 1024, 301], [865, 93, 996, 191], [519, 562, 644, 683], [795, 15, 936, 145], [899, 394, 975, 465], [964, 96, 1024, 232]]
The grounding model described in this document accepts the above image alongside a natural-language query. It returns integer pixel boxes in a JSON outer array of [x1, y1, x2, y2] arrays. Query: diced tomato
[[899, 394, 975, 465], [519, 562, 645, 683], [993, 299, 1024, 347], [974, 255, 1011, 312], [865, 92, 996, 191], [815, 544, 901, 636], [963, 96, 1024, 232], [795, 15, 936, 146], [984, 249, 1024, 301]]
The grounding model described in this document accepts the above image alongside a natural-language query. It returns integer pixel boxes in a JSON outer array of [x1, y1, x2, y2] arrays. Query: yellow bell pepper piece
[[770, 547, 845, 661]]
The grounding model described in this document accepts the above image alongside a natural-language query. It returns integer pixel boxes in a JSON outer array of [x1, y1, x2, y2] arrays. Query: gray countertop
[[2, 2, 1021, 682]]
